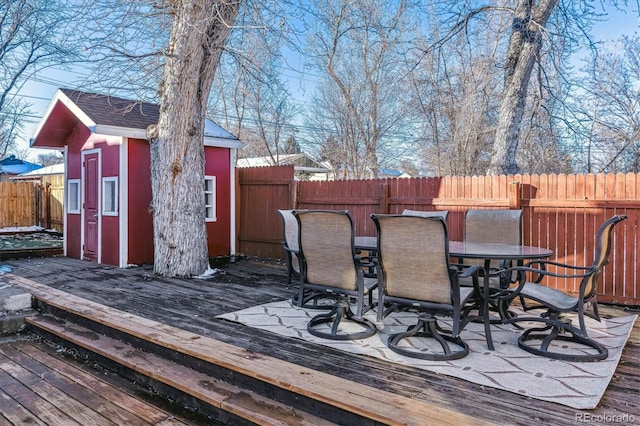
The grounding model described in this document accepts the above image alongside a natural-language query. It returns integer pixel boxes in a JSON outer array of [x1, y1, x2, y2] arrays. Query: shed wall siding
[[64, 126, 92, 257], [205, 147, 232, 257], [127, 138, 154, 265]]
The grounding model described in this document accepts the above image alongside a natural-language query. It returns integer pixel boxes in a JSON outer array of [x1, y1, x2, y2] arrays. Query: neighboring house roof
[[30, 88, 241, 149], [237, 153, 331, 173], [379, 168, 402, 177], [379, 168, 412, 178], [13, 163, 64, 179], [0, 155, 42, 175]]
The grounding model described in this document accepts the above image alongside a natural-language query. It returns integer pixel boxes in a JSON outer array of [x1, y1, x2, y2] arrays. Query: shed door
[[83, 153, 99, 261]]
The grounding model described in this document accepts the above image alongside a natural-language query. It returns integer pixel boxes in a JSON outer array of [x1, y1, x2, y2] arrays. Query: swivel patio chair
[[371, 214, 480, 360], [355, 210, 451, 278], [497, 214, 627, 362], [458, 209, 523, 318], [462, 209, 523, 287], [294, 210, 378, 340], [277, 209, 300, 285]]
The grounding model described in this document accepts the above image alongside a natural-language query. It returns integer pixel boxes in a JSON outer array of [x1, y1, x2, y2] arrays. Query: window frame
[[204, 175, 217, 222], [67, 179, 81, 214], [102, 176, 118, 216]]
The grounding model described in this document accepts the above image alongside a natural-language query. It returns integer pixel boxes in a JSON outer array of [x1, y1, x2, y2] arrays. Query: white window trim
[[67, 179, 81, 214], [205, 175, 217, 222], [102, 176, 118, 216]]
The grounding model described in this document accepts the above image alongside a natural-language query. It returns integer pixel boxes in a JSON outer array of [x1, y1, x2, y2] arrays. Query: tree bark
[[487, 0, 557, 175], [149, 0, 241, 277]]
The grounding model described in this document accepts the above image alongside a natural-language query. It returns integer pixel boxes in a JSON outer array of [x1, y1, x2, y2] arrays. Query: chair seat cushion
[[458, 274, 502, 289], [364, 277, 378, 292], [520, 282, 579, 311], [460, 287, 475, 305]]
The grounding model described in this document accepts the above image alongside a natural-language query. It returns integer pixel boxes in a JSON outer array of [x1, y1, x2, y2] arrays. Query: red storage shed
[[30, 88, 242, 267]]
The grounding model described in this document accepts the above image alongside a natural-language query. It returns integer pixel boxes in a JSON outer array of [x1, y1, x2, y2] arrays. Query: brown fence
[[0, 181, 37, 228], [237, 165, 297, 259], [0, 179, 64, 232], [36, 175, 65, 232], [237, 168, 640, 306]]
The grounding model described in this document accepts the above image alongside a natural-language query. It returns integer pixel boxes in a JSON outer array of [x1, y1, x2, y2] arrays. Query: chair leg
[[387, 314, 469, 361], [516, 316, 608, 362], [307, 298, 377, 340], [285, 252, 293, 285], [291, 289, 333, 310]]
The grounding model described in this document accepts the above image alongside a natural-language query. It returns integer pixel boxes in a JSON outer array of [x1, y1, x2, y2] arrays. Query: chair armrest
[[524, 259, 590, 271], [457, 264, 482, 279], [495, 265, 595, 301]]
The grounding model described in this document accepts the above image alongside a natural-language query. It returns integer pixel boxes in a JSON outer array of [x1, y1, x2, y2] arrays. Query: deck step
[[27, 314, 334, 426]]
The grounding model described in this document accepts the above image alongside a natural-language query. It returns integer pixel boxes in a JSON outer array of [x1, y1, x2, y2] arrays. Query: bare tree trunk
[[487, 0, 556, 175], [149, 0, 241, 277]]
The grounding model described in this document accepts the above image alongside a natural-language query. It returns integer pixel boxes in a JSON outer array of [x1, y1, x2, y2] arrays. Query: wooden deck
[[0, 337, 212, 425], [1, 255, 639, 425]]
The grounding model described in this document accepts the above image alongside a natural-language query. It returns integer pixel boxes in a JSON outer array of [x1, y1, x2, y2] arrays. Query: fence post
[[380, 182, 389, 214], [508, 181, 522, 209], [291, 179, 298, 209], [45, 183, 51, 229], [35, 183, 42, 228]]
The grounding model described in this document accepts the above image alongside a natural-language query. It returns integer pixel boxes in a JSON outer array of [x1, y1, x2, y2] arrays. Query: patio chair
[[457, 209, 523, 318], [371, 214, 480, 360], [356, 211, 450, 278], [294, 210, 378, 340], [462, 209, 523, 285], [402, 209, 449, 220], [497, 214, 627, 362], [277, 209, 300, 285]]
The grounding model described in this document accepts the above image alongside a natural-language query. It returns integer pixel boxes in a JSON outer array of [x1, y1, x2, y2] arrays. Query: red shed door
[[83, 153, 99, 261]]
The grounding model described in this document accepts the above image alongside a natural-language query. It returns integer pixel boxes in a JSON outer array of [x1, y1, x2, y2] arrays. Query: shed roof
[[31, 89, 241, 149]]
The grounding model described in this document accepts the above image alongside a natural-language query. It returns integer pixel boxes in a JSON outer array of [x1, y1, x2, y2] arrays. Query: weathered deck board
[[3, 256, 639, 425], [0, 340, 203, 426]]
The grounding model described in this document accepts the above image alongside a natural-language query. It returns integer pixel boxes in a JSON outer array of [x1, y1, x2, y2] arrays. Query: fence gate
[[237, 165, 295, 259]]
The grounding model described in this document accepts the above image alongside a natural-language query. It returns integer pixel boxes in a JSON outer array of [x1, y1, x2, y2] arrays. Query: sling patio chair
[[277, 209, 300, 285], [371, 214, 481, 360], [457, 209, 523, 319], [293, 210, 378, 340], [278, 209, 329, 309], [461, 208, 523, 287], [355, 209, 451, 278], [496, 214, 627, 362], [278, 209, 323, 309]]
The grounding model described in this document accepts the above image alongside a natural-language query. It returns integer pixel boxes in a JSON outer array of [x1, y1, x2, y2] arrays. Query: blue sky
[[13, 3, 640, 161]]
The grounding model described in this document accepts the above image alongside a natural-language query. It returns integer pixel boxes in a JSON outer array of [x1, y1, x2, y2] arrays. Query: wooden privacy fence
[[237, 167, 639, 306], [0, 180, 64, 232], [0, 181, 37, 228]]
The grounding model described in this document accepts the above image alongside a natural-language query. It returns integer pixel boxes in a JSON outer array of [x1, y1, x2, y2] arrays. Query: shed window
[[67, 179, 80, 214], [205, 176, 216, 222], [102, 177, 118, 215]]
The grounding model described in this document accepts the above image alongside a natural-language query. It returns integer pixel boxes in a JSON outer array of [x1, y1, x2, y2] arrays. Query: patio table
[[355, 237, 553, 350]]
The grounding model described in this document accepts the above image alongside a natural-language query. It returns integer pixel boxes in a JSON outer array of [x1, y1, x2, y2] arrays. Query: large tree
[[418, 1, 614, 175], [487, 0, 557, 174], [148, 0, 241, 277]]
